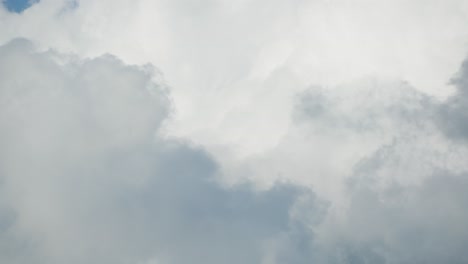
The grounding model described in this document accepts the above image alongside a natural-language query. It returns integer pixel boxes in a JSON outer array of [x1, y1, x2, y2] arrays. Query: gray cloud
[[295, 79, 435, 133], [3, 33, 468, 264], [291, 71, 468, 263], [332, 152, 468, 264], [438, 59, 468, 140], [0, 39, 323, 264]]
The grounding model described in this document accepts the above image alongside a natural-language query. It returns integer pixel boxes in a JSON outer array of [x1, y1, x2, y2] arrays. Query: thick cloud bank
[[2, 37, 468, 264], [2, 1, 468, 261], [0, 40, 321, 264]]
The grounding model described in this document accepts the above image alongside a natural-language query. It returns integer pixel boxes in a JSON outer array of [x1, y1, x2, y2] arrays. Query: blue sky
[[2, 0, 37, 13]]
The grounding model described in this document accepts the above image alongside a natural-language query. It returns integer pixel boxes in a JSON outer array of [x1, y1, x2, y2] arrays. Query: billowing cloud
[[2, 1, 468, 263], [0, 40, 323, 264], [2, 0, 468, 160], [242, 67, 468, 263]]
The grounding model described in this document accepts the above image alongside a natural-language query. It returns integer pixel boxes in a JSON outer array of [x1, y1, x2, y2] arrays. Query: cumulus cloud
[[242, 68, 468, 263], [2, 1, 468, 263], [2, 36, 468, 264], [2, 0, 468, 160], [0, 40, 323, 264]]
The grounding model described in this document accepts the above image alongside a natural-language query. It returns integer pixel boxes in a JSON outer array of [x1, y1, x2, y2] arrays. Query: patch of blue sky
[[2, 0, 39, 13]]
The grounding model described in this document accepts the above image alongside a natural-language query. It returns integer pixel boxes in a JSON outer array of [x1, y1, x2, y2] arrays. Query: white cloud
[[2, 0, 468, 160], [232, 62, 468, 263], [0, 40, 324, 264], [2, 1, 468, 263]]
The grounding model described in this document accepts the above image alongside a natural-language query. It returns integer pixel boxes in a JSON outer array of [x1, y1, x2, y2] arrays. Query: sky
[[1, 0, 468, 263], [2, 0, 37, 13]]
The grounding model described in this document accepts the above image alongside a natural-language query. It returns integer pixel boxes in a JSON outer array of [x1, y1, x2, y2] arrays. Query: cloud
[[438, 59, 468, 140], [237, 78, 440, 195], [323, 150, 468, 264], [235, 71, 468, 263], [2, 0, 468, 160], [2, 1, 468, 263], [307, 78, 468, 264], [0, 39, 323, 264]]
